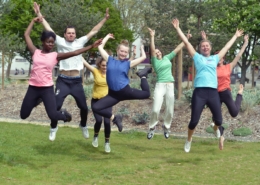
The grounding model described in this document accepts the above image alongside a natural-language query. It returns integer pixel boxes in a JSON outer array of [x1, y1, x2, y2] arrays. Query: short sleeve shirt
[[55, 35, 88, 71], [193, 52, 219, 88], [29, 49, 58, 87], [92, 68, 108, 99], [217, 64, 231, 92], [106, 56, 130, 91], [151, 51, 176, 82]]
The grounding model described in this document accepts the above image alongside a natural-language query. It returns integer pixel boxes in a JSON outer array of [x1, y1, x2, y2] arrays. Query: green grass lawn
[[0, 122, 260, 185]]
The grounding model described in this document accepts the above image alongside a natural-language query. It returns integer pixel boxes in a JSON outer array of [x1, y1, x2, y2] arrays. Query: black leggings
[[20, 85, 66, 121], [51, 75, 88, 128], [92, 78, 150, 118], [189, 88, 222, 130], [219, 89, 242, 117], [91, 98, 112, 138]]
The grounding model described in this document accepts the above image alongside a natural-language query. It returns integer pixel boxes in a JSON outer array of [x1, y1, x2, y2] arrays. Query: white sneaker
[[162, 125, 170, 139], [147, 128, 155, 139], [49, 127, 58, 141], [79, 124, 89, 139], [105, 143, 111, 153], [211, 123, 220, 138], [184, 140, 192, 153], [92, 137, 98, 148]]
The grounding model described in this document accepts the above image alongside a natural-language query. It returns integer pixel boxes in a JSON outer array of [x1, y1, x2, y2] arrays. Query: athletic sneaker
[[79, 124, 89, 139], [49, 127, 58, 141], [184, 140, 192, 153], [92, 137, 98, 147], [136, 67, 152, 78], [112, 114, 123, 132], [210, 123, 220, 138], [147, 128, 155, 139], [61, 109, 72, 122], [162, 125, 170, 139], [105, 142, 111, 153]]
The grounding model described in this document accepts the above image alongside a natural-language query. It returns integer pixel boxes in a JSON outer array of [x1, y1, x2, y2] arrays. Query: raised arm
[[82, 57, 95, 73], [130, 45, 146, 68], [173, 31, 192, 54], [217, 29, 244, 60], [172, 19, 196, 57], [229, 34, 248, 71], [201, 31, 207, 40], [86, 8, 110, 39], [57, 38, 102, 61], [147, 27, 156, 57], [129, 45, 136, 61], [98, 33, 114, 62], [33, 2, 55, 32], [24, 17, 41, 54]]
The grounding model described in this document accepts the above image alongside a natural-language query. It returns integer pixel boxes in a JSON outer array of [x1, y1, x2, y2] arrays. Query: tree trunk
[[1, 52, 4, 90], [177, 49, 183, 99], [6, 60, 12, 79], [251, 66, 254, 88]]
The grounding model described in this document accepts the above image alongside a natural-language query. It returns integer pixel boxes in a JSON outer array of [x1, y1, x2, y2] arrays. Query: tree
[[113, 0, 153, 40], [212, 0, 260, 86], [40, 0, 133, 52]]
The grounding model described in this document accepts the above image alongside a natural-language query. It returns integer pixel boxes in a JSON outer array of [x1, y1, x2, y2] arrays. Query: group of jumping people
[[19, 2, 247, 153]]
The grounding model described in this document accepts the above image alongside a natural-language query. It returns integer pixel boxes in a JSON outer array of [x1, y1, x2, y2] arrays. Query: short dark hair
[[40, 31, 56, 41], [64, 26, 76, 34]]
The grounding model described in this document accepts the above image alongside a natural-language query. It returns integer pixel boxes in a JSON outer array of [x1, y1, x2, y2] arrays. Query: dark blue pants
[[92, 78, 150, 118], [189, 88, 222, 130], [20, 85, 66, 121], [51, 75, 88, 128], [91, 98, 112, 138]]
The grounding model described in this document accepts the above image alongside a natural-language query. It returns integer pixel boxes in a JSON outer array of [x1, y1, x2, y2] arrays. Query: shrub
[[205, 123, 229, 134], [132, 112, 149, 125], [232, 127, 252, 136], [83, 85, 93, 99], [231, 85, 260, 112], [117, 107, 129, 117], [183, 88, 194, 103]]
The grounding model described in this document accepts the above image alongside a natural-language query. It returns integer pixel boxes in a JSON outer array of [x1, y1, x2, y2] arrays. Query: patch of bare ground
[[1, 83, 260, 142]]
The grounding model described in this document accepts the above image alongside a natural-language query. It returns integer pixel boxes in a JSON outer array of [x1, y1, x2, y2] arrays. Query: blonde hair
[[117, 40, 129, 50]]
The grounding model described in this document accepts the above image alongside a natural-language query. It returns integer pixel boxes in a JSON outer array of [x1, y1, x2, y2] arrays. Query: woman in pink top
[[20, 17, 102, 141], [202, 32, 248, 150]]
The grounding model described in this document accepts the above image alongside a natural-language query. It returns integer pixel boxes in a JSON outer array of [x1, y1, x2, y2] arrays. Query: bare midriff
[[60, 70, 80, 77]]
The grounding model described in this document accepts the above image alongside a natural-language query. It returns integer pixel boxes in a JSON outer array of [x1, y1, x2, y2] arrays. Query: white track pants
[[149, 83, 174, 129]]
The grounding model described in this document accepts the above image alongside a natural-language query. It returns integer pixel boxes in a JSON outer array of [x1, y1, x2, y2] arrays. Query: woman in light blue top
[[172, 18, 243, 152]]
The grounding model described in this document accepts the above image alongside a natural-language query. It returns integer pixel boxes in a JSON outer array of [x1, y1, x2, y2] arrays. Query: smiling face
[[199, 41, 212, 57], [42, 37, 55, 52], [64, 28, 76, 42], [155, 49, 162, 59], [98, 60, 107, 73], [117, 45, 129, 60]]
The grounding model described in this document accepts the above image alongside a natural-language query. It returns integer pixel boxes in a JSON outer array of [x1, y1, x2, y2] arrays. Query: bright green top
[[151, 51, 176, 82]]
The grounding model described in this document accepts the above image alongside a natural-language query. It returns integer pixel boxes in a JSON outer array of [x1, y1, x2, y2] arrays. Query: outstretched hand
[[235, 29, 244, 38], [33, 2, 41, 15], [148, 27, 155, 37], [171, 18, 179, 29], [187, 30, 192, 40], [244, 34, 249, 43], [92, 38, 103, 48], [33, 17, 43, 23], [201, 31, 207, 40], [106, 33, 115, 39], [105, 8, 110, 20]]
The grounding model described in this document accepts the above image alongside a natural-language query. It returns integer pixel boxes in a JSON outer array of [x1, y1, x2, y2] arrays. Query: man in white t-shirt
[[34, 2, 109, 141]]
